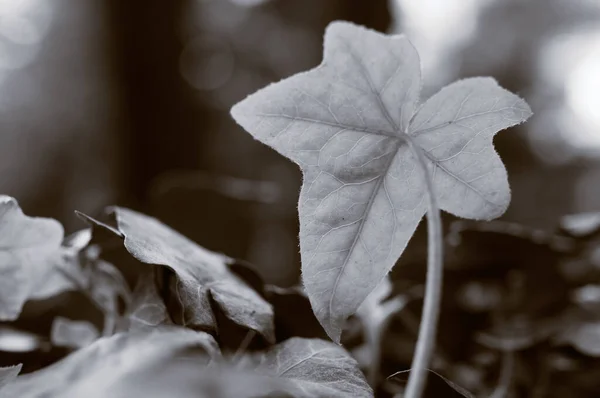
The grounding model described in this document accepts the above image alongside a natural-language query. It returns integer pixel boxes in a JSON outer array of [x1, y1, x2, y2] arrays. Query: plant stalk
[[402, 138, 444, 398]]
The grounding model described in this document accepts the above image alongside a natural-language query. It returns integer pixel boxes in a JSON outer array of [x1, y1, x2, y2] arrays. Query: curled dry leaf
[[109, 207, 274, 343], [0, 196, 64, 320], [231, 21, 532, 341], [0, 327, 220, 398]]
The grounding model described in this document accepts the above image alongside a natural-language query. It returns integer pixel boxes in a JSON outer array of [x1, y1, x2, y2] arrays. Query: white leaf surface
[[0, 196, 64, 320], [247, 337, 373, 398], [231, 21, 531, 340], [0, 364, 21, 391], [1, 327, 219, 398]]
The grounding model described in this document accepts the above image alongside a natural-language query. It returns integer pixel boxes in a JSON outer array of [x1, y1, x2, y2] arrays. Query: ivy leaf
[[111, 207, 275, 343], [127, 270, 171, 331], [51, 317, 100, 349], [0, 327, 220, 398], [28, 229, 93, 301], [231, 21, 532, 340], [0, 196, 64, 320], [0, 364, 21, 391], [244, 337, 373, 398]]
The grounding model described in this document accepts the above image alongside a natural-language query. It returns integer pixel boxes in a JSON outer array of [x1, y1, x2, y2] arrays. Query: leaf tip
[[318, 315, 343, 344]]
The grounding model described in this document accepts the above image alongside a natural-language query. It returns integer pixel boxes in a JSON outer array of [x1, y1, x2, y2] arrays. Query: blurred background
[[1, 0, 600, 286]]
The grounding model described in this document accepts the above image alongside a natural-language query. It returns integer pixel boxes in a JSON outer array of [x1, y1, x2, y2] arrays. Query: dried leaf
[[112, 207, 274, 342], [0, 327, 220, 398], [0, 196, 64, 320], [231, 21, 531, 340]]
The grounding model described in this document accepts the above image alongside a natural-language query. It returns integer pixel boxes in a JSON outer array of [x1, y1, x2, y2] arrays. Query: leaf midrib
[[325, 38, 405, 332]]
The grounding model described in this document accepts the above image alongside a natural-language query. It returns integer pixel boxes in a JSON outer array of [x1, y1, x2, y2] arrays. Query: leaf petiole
[[402, 137, 444, 398]]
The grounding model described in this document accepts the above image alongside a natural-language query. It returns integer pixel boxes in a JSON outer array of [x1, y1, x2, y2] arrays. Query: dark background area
[[1, 0, 600, 286]]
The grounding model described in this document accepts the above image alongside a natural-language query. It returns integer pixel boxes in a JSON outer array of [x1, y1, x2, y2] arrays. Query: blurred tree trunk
[[106, 0, 206, 207]]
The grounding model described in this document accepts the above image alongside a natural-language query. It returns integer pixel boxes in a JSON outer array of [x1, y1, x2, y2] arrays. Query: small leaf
[[88, 259, 131, 314], [127, 270, 171, 331], [0, 196, 64, 320], [231, 21, 531, 341], [0, 364, 21, 391], [245, 337, 373, 398], [50, 317, 99, 348], [112, 207, 274, 342], [29, 229, 93, 301], [0, 327, 220, 398], [560, 212, 600, 238], [62, 228, 93, 250], [51, 317, 100, 349]]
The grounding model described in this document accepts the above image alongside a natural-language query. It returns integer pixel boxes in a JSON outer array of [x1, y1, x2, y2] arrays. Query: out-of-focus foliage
[[0, 196, 65, 320]]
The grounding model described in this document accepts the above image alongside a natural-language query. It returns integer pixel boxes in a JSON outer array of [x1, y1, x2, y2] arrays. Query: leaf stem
[[402, 138, 444, 398], [490, 351, 515, 398]]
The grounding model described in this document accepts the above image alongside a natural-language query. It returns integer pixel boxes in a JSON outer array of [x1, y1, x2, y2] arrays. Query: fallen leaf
[[111, 207, 274, 343], [0, 196, 64, 320], [231, 21, 532, 340], [0, 327, 220, 398], [244, 337, 373, 398], [0, 364, 21, 391], [51, 317, 100, 349]]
